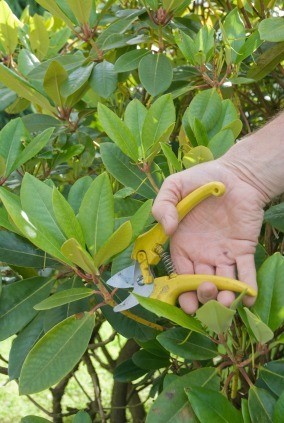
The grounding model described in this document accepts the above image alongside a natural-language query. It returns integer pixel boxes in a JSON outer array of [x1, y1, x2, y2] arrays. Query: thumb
[[152, 175, 182, 236]]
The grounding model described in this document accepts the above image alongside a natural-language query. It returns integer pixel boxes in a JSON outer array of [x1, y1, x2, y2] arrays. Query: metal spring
[[155, 245, 176, 276]]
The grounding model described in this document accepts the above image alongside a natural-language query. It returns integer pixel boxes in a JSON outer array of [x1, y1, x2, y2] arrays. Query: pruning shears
[[107, 182, 257, 312]]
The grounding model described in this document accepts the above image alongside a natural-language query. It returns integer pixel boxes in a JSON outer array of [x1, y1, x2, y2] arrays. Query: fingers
[[152, 175, 183, 235], [236, 254, 258, 307], [195, 264, 218, 305], [216, 265, 236, 307]]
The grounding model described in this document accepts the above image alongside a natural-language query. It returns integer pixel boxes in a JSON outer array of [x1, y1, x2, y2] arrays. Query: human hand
[[152, 159, 267, 314]]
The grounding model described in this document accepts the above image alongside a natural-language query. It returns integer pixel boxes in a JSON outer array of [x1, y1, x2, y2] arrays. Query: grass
[[0, 322, 123, 422]]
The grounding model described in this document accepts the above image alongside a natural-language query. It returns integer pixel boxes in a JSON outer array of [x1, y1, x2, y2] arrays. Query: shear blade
[[106, 265, 135, 288], [113, 283, 153, 312]]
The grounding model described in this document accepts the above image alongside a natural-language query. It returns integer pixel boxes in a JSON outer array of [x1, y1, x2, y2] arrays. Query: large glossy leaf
[[0, 188, 70, 264], [135, 295, 206, 335], [9, 313, 44, 380], [90, 61, 117, 99], [133, 349, 170, 370], [196, 300, 235, 334], [264, 202, 284, 232], [260, 361, 284, 397], [52, 188, 85, 246], [186, 89, 222, 133], [66, 0, 92, 24], [273, 391, 284, 423], [13, 127, 54, 172], [21, 174, 66, 246], [259, 18, 284, 42], [186, 387, 243, 423], [139, 53, 173, 96], [235, 31, 262, 64], [0, 277, 53, 341], [43, 61, 68, 107], [114, 49, 149, 72], [19, 313, 96, 394], [183, 146, 214, 168], [35, 0, 74, 28], [100, 143, 160, 199], [0, 231, 58, 268], [253, 253, 284, 331], [61, 238, 98, 275], [98, 103, 138, 161], [21, 416, 51, 423], [0, 64, 55, 113], [22, 114, 61, 132], [157, 328, 218, 360], [208, 129, 235, 158], [29, 14, 49, 60], [61, 63, 94, 98], [130, 199, 153, 240], [146, 368, 219, 423], [222, 8, 246, 64], [73, 411, 92, 423], [243, 308, 273, 344], [0, 118, 27, 177], [78, 173, 114, 255], [68, 176, 93, 214], [94, 221, 132, 266], [247, 42, 284, 81], [248, 386, 276, 423], [124, 99, 147, 155], [34, 288, 94, 310], [18, 49, 40, 76], [114, 358, 148, 382], [141, 94, 175, 158], [0, 0, 19, 55]]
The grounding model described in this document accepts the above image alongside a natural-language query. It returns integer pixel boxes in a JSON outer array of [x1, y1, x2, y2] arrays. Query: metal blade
[[113, 283, 153, 312], [106, 265, 135, 288]]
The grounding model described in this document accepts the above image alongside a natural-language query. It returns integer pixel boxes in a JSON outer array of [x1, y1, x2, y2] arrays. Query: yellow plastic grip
[[151, 274, 257, 305], [132, 181, 226, 265]]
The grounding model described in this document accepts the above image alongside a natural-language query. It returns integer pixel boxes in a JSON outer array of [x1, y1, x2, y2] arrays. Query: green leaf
[[61, 238, 98, 275], [196, 300, 235, 334], [259, 18, 284, 43], [207, 99, 240, 139], [157, 328, 218, 360], [141, 94, 175, 158], [160, 143, 182, 172], [61, 63, 94, 98], [130, 199, 153, 240], [273, 391, 284, 423], [98, 103, 138, 161], [241, 399, 252, 423], [90, 61, 117, 99], [52, 188, 85, 246], [0, 188, 70, 264], [208, 129, 235, 158], [13, 127, 54, 171], [21, 416, 51, 423], [187, 89, 222, 132], [9, 314, 44, 380], [35, 0, 74, 28], [43, 61, 68, 107], [22, 114, 61, 132], [100, 143, 160, 199], [147, 368, 219, 423], [135, 295, 206, 334], [0, 231, 58, 268], [186, 387, 243, 423], [78, 173, 114, 256], [248, 386, 276, 423], [260, 361, 284, 397], [174, 30, 197, 65], [114, 49, 150, 72], [222, 8, 246, 64], [66, 0, 92, 24], [253, 253, 284, 331], [139, 54, 173, 96], [124, 98, 147, 156], [192, 118, 209, 146], [244, 308, 274, 344], [0, 0, 19, 55], [132, 349, 170, 370], [19, 313, 96, 394], [21, 174, 66, 245], [94, 220, 132, 267], [0, 277, 53, 341], [29, 14, 50, 60], [183, 146, 214, 168], [34, 288, 94, 310], [18, 49, 40, 76], [73, 411, 92, 423], [0, 117, 27, 177], [68, 176, 93, 215], [0, 64, 56, 113], [264, 202, 284, 232], [236, 30, 262, 64], [114, 358, 148, 382], [247, 42, 284, 81]]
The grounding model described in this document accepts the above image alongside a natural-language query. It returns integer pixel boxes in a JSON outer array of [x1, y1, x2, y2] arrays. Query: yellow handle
[[132, 181, 225, 265], [151, 274, 257, 305]]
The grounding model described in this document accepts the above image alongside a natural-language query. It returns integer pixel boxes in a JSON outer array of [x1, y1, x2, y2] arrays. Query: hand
[[152, 159, 267, 314]]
